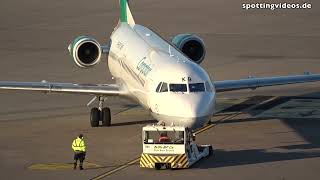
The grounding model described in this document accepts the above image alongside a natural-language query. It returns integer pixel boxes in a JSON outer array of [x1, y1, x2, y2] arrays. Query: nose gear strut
[[88, 96, 111, 127]]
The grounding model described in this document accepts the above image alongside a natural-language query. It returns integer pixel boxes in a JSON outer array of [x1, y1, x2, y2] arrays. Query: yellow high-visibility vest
[[72, 137, 86, 152]]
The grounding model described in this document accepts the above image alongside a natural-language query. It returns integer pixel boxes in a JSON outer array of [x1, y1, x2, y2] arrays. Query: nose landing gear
[[89, 96, 111, 127]]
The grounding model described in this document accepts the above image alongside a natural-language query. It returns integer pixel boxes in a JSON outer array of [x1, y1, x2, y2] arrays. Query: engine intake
[[172, 34, 206, 64], [68, 36, 102, 68]]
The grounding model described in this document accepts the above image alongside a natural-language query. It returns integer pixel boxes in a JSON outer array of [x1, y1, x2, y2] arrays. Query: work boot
[[73, 163, 77, 170]]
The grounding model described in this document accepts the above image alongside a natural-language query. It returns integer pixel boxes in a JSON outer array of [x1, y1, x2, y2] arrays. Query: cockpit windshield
[[169, 84, 187, 92], [160, 82, 168, 92], [189, 83, 205, 92], [156, 82, 168, 92], [156, 82, 206, 93]]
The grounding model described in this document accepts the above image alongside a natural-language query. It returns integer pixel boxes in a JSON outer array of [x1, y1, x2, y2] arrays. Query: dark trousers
[[74, 151, 86, 168]]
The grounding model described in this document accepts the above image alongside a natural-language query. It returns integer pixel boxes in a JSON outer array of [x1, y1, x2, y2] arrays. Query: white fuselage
[[108, 23, 215, 129]]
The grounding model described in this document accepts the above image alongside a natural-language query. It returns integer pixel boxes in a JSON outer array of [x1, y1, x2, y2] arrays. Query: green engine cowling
[[171, 34, 206, 64], [68, 36, 102, 68]]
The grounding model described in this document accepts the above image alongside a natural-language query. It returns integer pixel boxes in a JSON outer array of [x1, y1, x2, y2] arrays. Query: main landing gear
[[90, 97, 111, 127]]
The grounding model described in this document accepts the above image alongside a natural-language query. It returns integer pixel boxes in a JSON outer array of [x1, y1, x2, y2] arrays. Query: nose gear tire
[[101, 107, 111, 126], [90, 107, 100, 127]]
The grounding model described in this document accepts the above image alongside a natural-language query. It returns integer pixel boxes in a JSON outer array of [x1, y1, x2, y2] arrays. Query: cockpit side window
[[169, 84, 187, 92], [189, 83, 205, 92], [156, 82, 162, 92], [160, 82, 168, 92]]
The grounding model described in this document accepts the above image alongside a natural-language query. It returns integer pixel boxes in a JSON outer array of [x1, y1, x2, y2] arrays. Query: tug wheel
[[155, 163, 161, 170], [208, 146, 213, 156]]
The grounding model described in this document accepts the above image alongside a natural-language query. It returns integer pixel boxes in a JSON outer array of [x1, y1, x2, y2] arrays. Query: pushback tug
[[140, 124, 213, 169]]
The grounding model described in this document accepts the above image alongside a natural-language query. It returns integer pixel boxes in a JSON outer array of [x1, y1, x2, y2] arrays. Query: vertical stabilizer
[[120, 0, 135, 26]]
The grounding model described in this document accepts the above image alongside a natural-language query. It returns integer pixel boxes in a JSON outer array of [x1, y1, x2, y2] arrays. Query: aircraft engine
[[172, 34, 206, 64], [68, 36, 102, 68]]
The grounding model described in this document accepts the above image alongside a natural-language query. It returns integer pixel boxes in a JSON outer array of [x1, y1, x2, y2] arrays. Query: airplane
[[1, 0, 320, 130]]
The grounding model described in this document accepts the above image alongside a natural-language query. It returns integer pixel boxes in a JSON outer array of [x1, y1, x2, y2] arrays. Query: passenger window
[[156, 82, 162, 92], [160, 82, 168, 92]]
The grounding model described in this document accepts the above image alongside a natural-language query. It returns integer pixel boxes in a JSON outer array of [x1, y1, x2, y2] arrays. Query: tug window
[[144, 130, 184, 144], [169, 84, 187, 92], [189, 83, 205, 92]]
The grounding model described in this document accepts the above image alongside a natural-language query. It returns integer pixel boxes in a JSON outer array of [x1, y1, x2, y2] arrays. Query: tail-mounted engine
[[68, 36, 102, 68], [172, 34, 206, 64]]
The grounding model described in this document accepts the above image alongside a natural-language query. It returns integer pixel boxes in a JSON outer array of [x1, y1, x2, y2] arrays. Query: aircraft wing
[[0, 81, 122, 96], [214, 73, 320, 92]]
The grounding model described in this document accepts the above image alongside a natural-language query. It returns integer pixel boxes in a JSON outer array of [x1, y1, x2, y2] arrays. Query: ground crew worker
[[72, 134, 86, 170]]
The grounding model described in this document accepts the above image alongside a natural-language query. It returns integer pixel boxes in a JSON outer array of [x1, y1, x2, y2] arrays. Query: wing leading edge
[[214, 73, 320, 92], [0, 81, 122, 96]]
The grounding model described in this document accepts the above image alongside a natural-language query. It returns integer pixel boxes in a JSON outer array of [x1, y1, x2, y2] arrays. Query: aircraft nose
[[157, 93, 214, 117], [151, 93, 215, 129], [188, 94, 213, 117], [178, 94, 214, 128], [160, 95, 196, 117]]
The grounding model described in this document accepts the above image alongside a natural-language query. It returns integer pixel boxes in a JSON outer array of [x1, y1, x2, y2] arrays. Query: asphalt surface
[[0, 0, 320, 179]]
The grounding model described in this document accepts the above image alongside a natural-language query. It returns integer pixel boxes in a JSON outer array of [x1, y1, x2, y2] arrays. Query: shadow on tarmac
[[199, 92, 320, 169], [194, 143, 320, 169]]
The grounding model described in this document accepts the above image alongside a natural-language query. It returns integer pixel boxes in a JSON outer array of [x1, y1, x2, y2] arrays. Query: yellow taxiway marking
[[90, 111, 252, 179], [91, 96, 278, 179], [28, 162, 100, 170], [90, 113, 238, 180], [91, 159, 140, 180]]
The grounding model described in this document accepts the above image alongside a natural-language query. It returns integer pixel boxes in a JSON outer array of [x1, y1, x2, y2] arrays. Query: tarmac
[[0, 0, 320, 179]]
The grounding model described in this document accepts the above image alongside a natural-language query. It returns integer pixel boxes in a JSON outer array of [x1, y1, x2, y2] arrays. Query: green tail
[[119, 0, 135, 25], [120, 0, 128, 22]]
